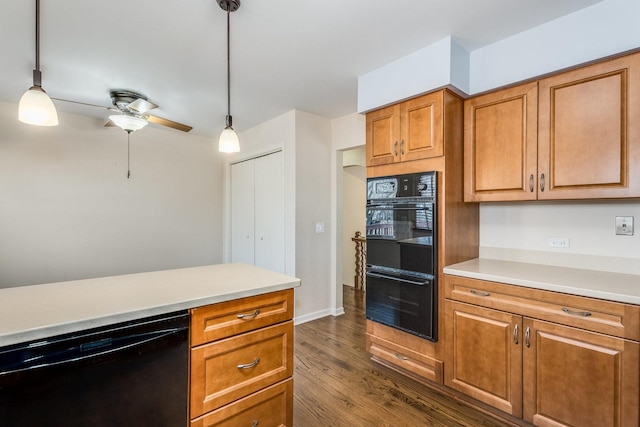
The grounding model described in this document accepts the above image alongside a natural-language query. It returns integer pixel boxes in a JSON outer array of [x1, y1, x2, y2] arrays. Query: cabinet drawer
[[191, 289, 293, 346], [190, 378, 293, 427], [190, 321, 294, 417], [366, 320, 443, 384], [445, 275, 640, 341]]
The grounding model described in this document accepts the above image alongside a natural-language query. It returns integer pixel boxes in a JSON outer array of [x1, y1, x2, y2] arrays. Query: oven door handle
[[366, 271, 430, 286]]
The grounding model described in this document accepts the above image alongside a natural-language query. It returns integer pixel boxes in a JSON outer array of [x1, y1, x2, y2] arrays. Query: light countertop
[[0, 263, 300, 347], [444, 258, 640, 305]]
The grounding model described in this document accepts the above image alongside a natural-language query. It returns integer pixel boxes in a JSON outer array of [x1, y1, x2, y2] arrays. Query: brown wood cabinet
[[465, 51, 640, 201], [464, 82, 538, 201], [366, 91, 444, 167], [365, 88, 480, 384], [189, 289, 294, 426], [444, 275, 640, 427]]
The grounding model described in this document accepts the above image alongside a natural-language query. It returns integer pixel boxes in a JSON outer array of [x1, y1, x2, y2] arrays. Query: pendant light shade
[[219, 115, 240, 153], [19, 0, 58, 126], [109, 114, 148, 132], [218, 0, 241, 153], [19, 85, 58, 126]]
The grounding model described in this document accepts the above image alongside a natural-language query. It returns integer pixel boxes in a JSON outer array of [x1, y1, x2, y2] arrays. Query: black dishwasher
[[0, 310, 189, 427]]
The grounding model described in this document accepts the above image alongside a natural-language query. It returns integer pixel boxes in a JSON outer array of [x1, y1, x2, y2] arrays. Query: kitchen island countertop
[[444, 258, 640, 305], [0, 263, 300, 347]]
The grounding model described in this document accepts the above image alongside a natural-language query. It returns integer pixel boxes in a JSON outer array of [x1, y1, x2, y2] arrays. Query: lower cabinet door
[[191, 379, 293, 427], [523, 319, 640, 427], [445, 301, 523, 417]]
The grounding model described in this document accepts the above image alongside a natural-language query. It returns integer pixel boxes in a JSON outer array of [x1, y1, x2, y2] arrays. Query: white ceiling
[[0, 0, 603, 137]]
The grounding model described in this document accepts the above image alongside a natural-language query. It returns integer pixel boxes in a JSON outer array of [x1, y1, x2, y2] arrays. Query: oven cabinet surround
[[189, 289, 294, 426], [366, 90, 445, 167], [364, 88, 480, 384], [464, 51, 640, 202], [444, 274, 640, 427]]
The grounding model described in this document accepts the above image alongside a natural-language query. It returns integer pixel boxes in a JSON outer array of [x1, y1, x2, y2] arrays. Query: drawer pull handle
[[237, 358, 260, 369], [562, 307, 592, 317], [529, 174, 534, 192], [470, 289, 491, 297], [394, 352, 408, 361], [525, 327, 530, 348], [237, 309, 260, 319]]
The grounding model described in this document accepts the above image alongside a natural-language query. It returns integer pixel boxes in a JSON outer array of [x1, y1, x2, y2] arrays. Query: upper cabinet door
[[366, 103, 400, 166], [400, 91, 444, 162], [464, 82, 538, 202], [538, 53, 640, 200]]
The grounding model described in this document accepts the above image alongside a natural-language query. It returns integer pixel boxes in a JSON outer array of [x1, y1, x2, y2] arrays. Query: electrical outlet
[[548, 237, 570, 248], [615, 216, 634, 236]]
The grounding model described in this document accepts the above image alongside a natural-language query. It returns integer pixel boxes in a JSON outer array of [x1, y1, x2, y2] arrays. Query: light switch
[[315, 222, 325, 233]]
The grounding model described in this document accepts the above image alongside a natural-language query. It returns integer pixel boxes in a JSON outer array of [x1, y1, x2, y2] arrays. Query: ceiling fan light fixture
[[20, 0, 58, 126], [19, 85, 58, 126], [109, 114, 148, 132]]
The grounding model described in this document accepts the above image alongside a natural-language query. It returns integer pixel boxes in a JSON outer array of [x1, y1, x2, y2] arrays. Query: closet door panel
[[254, 152, 285, 273], [231, 160, 255, 265]]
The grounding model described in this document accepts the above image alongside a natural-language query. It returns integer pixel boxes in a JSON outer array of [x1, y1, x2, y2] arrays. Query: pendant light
[[19, 0, 58, 126], [218, 0, 240, 153]]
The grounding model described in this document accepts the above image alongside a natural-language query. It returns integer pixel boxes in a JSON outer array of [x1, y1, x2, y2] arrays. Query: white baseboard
[[294, 306, 345, 325]]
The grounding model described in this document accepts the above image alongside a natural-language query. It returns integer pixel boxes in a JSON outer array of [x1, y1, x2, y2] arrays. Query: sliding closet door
[[230, 151, 285, 273], [254, 151, 285, 273], [230, 159, 255, 265]]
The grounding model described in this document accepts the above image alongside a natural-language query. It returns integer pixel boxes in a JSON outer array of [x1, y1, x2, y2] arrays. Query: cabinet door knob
[[513, 324, 519, 345], [540, 173, 545, 192]]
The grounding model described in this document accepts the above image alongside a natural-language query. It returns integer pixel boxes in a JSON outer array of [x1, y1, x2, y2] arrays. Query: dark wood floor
[[293, 286, 512, 427]]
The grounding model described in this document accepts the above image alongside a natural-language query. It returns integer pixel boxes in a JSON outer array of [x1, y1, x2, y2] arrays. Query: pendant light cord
[[127, 130, 131, 179], [33, 0, 42, 86], [35, 0, 40, 72], [226, 7, 231, 121]]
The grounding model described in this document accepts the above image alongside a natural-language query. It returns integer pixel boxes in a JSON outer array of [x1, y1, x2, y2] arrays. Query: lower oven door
[[365, 269, 437, 341]]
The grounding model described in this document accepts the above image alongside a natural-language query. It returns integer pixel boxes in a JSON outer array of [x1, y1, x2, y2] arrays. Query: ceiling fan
[[53, 89, 192, 133]]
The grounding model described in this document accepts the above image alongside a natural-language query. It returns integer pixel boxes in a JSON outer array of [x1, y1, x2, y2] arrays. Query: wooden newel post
[[351, 231, 366, 291]]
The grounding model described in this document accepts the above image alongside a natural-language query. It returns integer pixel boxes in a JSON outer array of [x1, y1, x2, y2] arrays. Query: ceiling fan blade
[[127, 98, 158, 114], [146, 114, 192, 132], [51, 97, 112, 110]]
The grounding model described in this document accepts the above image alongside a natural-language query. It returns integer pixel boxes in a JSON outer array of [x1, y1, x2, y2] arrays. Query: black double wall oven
[[365, 171, 438, 341]]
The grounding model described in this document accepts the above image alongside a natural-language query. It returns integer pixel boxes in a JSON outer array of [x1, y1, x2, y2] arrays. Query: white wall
[[294, 110, 333, 322], [0, 100, 224, 288], [470, 0, 640, 93], [331, 113, 366, 312], [341, 163, 366, 287]]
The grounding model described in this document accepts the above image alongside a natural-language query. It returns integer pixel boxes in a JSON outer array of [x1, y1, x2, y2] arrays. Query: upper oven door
[[365, 202, 435, 274]]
